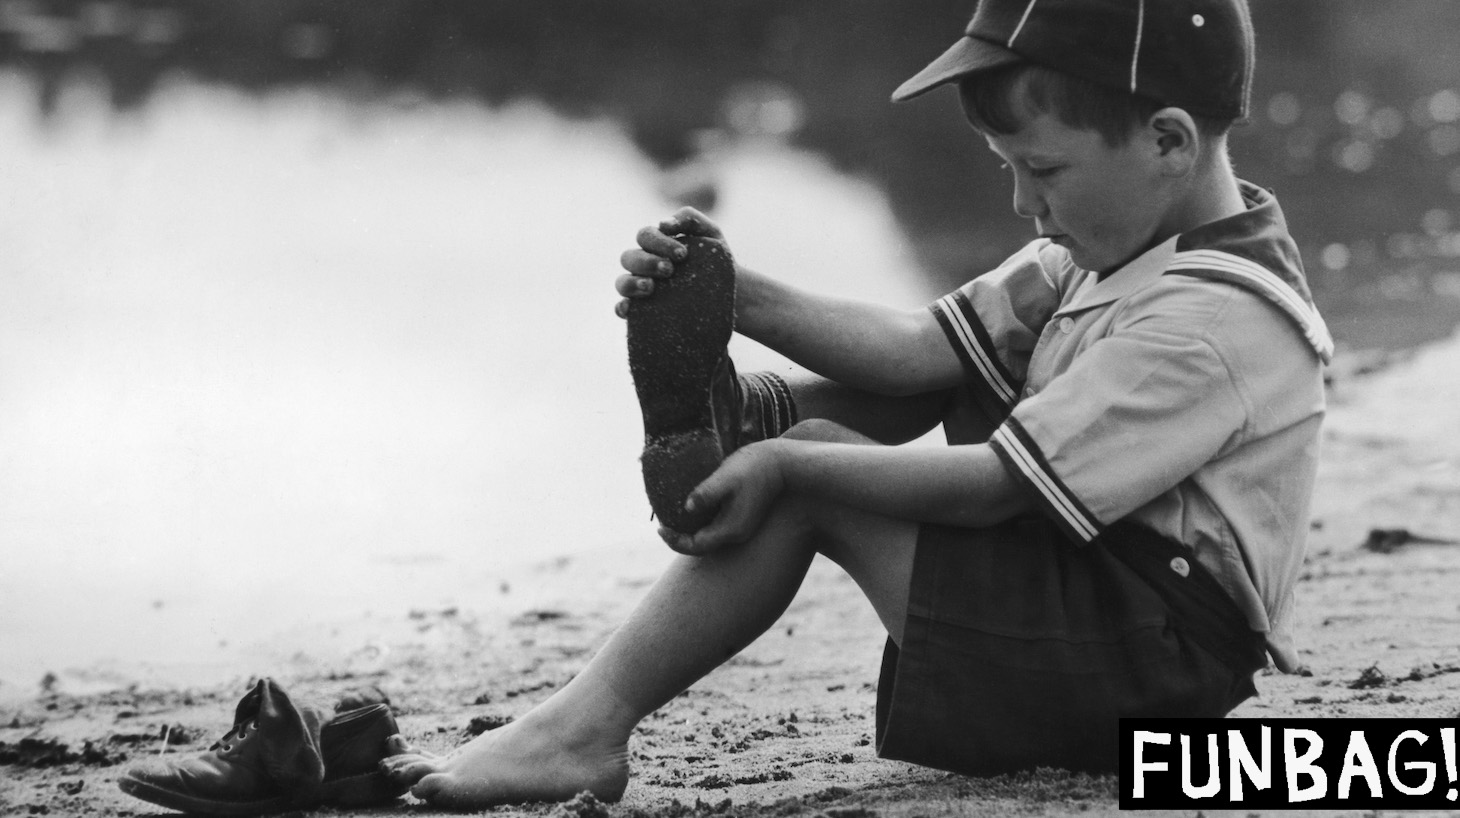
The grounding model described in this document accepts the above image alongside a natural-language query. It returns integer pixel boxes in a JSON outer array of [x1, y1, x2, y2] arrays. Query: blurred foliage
[[3, 0, 1459, 346]]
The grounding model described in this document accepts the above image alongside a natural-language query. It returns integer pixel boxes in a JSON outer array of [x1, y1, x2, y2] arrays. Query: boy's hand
[[657, 440, 787, 555], [616, 206, 726, 318]]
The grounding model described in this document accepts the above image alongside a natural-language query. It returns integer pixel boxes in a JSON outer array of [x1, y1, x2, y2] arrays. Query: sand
[[1, 333, 1457, 818]]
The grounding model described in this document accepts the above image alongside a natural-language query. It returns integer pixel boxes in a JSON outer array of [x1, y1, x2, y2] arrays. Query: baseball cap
[[891, 0, 1254, 121]]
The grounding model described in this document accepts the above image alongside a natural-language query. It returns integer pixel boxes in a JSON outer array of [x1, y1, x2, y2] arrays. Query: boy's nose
[[1012, 179, 1047, 220]]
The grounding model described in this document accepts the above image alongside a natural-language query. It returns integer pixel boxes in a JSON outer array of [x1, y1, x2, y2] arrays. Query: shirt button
[[1059, 316, 1075, 333], [1170, 557, 1190, 577]]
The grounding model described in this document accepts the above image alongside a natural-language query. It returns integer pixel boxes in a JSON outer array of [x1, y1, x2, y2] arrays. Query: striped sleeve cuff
[[989, 416, 1103, 544], [929, 291, 1021, 413]]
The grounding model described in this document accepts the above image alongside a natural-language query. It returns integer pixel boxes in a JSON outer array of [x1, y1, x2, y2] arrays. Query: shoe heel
[[640, 430, 723, 532]]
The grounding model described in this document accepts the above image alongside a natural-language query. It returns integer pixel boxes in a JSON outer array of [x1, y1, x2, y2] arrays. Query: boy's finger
[[659, 526, 722, 556], [615, 273, 656, 298], [683, 478, 724, 518], [685, 512, 747, 554], [657, 525, 689, 552], [635, 226, 689, 260], [686, 491, 755, 552], [661, 207, 723, 241], [619, 247, 678, 278]]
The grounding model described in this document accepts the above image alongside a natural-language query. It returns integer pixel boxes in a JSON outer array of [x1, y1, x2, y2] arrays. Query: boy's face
[[981, 109, 1171, 274]]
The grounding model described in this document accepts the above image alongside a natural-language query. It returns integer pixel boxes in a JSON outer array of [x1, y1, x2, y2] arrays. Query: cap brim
[[891, 36, 1022, 102]]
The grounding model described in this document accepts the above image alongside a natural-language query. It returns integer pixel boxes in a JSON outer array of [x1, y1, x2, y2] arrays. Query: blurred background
[[1, 1, 1457, 698]]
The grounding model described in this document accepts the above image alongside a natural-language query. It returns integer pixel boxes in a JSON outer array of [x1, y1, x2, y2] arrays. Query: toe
[[413, 772, 482, 811], [381, 744, 441, 770], [380, 756, 438, 784], [379, 752, 411, 772], [384, 734, 415, 756], [411, 771, 453, 804]]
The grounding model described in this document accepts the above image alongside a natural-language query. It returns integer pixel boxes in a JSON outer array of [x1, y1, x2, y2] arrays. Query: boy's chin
[[1062, 245, 1105, 273], [1067, 244, 1139, 275]]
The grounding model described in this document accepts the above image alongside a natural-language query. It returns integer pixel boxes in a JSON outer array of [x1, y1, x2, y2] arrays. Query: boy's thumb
[[684, 488, 706, 513], [684, 476, 721, 513]]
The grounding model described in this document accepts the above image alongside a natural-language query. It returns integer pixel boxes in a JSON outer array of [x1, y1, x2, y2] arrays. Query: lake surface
[[0, 74, 929, 699]]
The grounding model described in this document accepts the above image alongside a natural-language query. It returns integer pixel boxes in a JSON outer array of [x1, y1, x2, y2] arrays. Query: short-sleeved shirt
[[928, 182, 1329, 672]]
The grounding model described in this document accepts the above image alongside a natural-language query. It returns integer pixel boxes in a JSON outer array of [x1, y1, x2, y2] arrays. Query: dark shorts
[[875, 515, 1267, 776]]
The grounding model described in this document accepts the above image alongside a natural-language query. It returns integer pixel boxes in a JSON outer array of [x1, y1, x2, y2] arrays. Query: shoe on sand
[[627, 234, 737, 534], [117, 678, 326, 815], [315, 702, 412, 807], [117, 679, 407, 815]]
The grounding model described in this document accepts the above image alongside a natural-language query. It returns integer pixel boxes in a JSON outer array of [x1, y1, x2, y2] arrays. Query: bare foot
[[379, 717, 630, 810]]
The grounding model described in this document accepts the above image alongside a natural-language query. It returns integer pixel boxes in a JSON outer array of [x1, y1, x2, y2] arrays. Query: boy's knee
[[780, 418, 869, 444]]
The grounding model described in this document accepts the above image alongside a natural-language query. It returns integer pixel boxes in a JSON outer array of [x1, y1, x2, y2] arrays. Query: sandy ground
[[2, 333, 1458, 818]]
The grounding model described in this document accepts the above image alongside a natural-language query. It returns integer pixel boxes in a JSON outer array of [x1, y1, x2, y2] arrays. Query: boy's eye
[[1028, 165, 1062, 179]]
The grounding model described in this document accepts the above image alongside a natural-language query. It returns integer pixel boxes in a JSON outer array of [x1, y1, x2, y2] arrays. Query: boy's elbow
[[941, 502, 1028, 530], [866, 343, 960, 396], [846, 311, 960, 396], [863, 372, 927, 397], [853, 371, 937, 398], [876, 362, 959, 397], [942, 465, 1037, 528], [878, 312, 964, 396]]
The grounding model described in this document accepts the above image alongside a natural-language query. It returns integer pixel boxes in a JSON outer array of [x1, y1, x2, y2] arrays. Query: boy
[[382, 0, 1328, 807]]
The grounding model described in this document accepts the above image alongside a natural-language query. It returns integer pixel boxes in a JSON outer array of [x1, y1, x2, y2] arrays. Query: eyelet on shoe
[[220, 743, 233, 753]]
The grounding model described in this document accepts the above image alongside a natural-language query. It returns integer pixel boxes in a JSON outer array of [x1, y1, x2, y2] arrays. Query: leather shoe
[[117, 678, 325, 815], [315, 702, 411, 807], [117, 679, 407, 814]]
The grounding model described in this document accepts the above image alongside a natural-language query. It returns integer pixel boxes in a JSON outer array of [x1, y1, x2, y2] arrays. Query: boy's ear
[[1148, 107, 1200, 177]]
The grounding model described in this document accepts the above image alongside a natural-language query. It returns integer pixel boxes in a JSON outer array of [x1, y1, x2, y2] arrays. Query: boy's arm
[[787, 374, 952, 445], [734, 267, 965, 396], [619, 208, 967, 397], [675, 438, 1031, 553], [778, 439, 1031, 526]]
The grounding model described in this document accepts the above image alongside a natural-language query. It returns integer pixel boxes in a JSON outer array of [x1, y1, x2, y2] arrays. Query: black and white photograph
[[1, 2, 1457, 815]]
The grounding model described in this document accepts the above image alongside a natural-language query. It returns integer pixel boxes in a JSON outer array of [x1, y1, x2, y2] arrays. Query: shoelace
[[210, 720, 260, 753]]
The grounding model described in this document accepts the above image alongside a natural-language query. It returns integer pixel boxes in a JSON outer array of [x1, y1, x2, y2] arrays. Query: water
[[0, 73, 928, 699]]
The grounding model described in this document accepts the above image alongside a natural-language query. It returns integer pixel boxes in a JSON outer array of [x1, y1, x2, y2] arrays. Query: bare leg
[[381, 421, 916, 809]]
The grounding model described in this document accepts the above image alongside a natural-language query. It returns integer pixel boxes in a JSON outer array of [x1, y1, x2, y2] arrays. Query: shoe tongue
[[229, 678, 269, 726], [259, 680, 327, 791], [225, 678, 328, 793]]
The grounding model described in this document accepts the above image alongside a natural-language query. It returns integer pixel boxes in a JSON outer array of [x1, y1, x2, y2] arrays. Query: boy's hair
[[958, 63, 1233, 147]]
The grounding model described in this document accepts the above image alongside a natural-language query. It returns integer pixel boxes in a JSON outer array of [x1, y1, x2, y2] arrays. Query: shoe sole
[[319, 770, 410, 807], [118, 774, 294, 815], [626, 235, 736, 534], [117, 771, 406, 813]]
